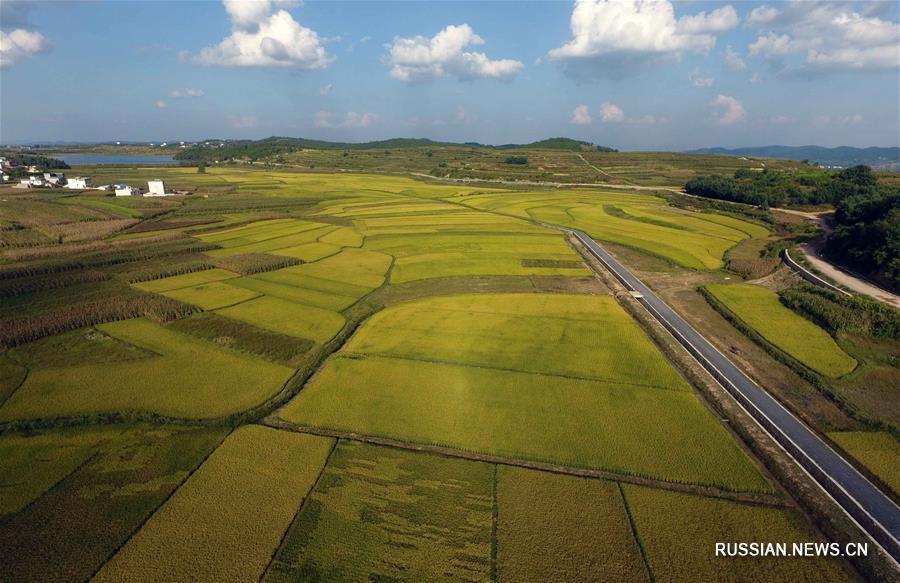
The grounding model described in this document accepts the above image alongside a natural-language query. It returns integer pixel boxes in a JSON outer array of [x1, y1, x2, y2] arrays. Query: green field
[[265, 440, 493, 582], [0, 318, 293, 420], [95, 425, 333, 582], [706, 284, 857, 378], [281, 294, 770, 492], [828, 431, 900, 496]]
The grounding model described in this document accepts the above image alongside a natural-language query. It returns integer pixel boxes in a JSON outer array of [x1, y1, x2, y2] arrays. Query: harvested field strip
[[705, 284, 857, 378], [94, 426, 334, 583], [344, 294, 689, 389], [828, 431, 900, 496], [496, 466, 648, 583], [132, 268, 238, 293], [216, 296, 346, 343], [0, 318, 294, 421], [279, 356, 772, 493], [264, 440, 493, 582], [621, 485, 852, 582]]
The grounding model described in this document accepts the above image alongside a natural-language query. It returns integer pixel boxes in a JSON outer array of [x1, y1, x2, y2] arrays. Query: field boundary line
[[262, 418, 787, 507], [87, 426, 233, 581], [260, 436, 339, 582], [617, 483, 655, 583], [336, 352, 687, 394], [490, 464, 499, 583]]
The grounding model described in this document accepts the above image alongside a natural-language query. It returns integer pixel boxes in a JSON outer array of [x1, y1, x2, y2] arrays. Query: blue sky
[[1, 0, 898, 149]]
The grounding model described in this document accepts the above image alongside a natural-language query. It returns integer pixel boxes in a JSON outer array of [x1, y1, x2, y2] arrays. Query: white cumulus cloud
[[746, 2, 900, 72], [710, 94, 745, 125], [548, 0, 737, 78], [570, 104, 593, 125], [195, 1, 332, 69], [170, 88, 205, 98], [387, 24, 523, 83], [0, 28, 50, 68], [599, 102, 656, 124], [155, 100, 168, 109]]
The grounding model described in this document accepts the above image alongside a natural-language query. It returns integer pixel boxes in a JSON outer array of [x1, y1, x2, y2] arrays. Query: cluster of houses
[[0, 158, 174, 197], [113, 180, 172, 197], [9, 173, 173, 197]]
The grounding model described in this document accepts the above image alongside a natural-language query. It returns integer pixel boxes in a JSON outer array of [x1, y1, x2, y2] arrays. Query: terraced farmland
[[705, 283, 857, 378], [449, 190, 769, 270], [0, 166, 865, 581]]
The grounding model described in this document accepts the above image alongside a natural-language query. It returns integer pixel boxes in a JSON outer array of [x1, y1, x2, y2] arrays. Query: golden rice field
[[1, 167, 860, 581], [621, 485, 852, 582], [280, 294, 771, 493], [94, 425, 333, 583], [447, 190, 769, 270], [497, 466, 648, 582]]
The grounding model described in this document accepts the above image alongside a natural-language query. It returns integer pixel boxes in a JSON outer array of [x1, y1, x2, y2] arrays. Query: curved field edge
[[704, 284, 856, 378]]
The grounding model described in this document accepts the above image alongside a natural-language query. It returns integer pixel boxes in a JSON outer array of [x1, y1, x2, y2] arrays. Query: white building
[[115, 184, 142, 197], [44, 172, 66, 185], [66, 177, 93, 189], [145, 179, 172, 196]]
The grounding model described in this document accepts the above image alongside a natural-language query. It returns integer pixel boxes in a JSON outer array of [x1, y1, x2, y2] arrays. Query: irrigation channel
[[569, 229, 900, 567]]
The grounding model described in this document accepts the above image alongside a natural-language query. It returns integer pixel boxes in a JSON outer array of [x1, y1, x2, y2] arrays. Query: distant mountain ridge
[[687, 145, 900, 170], [173, 136, 616, 161]]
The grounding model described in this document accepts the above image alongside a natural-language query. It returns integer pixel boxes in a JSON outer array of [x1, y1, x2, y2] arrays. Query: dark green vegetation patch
[[168, 312, 314, 365], [265, 441, 493, 582], [0, 425, 225, 583]]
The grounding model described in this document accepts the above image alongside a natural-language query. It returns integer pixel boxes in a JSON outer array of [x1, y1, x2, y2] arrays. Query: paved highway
[[571, 230, 900, 565]]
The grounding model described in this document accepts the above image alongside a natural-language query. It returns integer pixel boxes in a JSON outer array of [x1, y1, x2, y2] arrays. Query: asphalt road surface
[[572, 230, 900, 565]]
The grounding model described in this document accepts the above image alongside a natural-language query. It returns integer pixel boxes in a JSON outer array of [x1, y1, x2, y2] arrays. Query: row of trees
[[825, 185, 900, 290], [684, 166, 878, 208]]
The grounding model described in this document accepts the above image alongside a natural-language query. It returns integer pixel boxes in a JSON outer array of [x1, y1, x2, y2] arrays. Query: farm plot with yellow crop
[[0, 318, 293, 421], [450, 190, 769, 269], [280, 294, 771, 492], [95, 425, 333, 583]]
